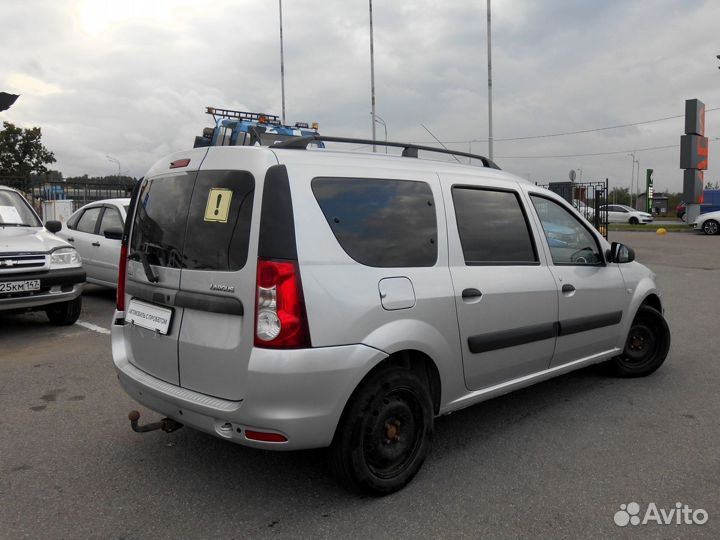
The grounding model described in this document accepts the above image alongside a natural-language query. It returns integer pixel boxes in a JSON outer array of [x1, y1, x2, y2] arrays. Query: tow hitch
[[128, 410, 183, 433]]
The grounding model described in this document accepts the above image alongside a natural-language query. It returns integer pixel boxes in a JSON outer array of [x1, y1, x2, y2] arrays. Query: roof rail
[[273, 135, 501, 169]]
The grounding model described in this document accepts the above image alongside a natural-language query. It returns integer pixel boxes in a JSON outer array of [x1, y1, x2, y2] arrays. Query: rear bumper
[[111, 320, 388, 450], [0, 268, 85, 311]]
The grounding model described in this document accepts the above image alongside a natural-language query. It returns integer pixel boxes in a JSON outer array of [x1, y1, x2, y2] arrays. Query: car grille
[[0, 253, 47, 272]]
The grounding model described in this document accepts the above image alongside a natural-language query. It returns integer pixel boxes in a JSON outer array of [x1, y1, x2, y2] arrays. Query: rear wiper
[[138, 251, 159, 283]]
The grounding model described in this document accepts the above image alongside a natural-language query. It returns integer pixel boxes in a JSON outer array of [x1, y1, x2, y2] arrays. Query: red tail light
[[116, 244, 128, 311], [244, 430, 288, 443], [254, 258, 310, 349]]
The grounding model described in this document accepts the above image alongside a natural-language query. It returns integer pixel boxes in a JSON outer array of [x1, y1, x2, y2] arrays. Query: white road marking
[[75, 320, 111, 335]]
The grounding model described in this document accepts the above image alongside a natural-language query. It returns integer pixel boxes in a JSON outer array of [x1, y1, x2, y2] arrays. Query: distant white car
[[572, 199, 595, 220], [693, 210, 720, 235], [600, 204, 653, 224], [56, 199, 129, 287]]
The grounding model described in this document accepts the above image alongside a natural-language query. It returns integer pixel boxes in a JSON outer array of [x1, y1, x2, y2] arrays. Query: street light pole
[[369, 0, 377, 152], [486, 0, 494, 161], [627, 152, 636, 207], [279, 0, 286, 125], [106, 155, 121, 176]]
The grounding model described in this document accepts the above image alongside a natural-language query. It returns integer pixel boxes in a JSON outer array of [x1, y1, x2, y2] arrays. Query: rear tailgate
[[123, 149, 206, 384], [176, 147, 278, 400]]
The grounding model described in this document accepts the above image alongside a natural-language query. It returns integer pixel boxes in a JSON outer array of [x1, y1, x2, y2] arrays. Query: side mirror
[[607, 241, 635, 263], [103, 227, 123, 240], [45, 220, 61, 233]]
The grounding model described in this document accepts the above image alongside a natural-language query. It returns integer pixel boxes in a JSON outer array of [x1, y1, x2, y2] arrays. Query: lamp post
[[279, 0, 286, 124], [627, 152, 637, 207], [486, 0, 494, 161], [372, 113, 388, 153], [369, 0, 377, 152], [106, 155, 121, 177]]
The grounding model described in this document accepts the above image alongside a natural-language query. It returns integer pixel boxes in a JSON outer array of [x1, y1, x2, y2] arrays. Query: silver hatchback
[[112, 140, 670, 494]]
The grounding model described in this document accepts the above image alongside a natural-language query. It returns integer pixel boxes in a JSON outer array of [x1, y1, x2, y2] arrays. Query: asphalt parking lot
[[1, 231, 718, 539]]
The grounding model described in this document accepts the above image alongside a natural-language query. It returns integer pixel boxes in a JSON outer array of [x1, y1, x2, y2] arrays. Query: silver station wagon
[[112, 137, 670, 494]]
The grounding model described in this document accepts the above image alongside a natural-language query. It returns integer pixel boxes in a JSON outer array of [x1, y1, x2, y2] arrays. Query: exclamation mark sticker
[[204, 188, 233, 223]]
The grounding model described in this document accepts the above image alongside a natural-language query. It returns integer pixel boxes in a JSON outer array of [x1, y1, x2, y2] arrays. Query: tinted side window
[[312, 177, 437, 267], [99, 207, 123, 235], [530, 195, 602, 266], [452, 187, 537, 265], [76, 207, 102, 234], [182, 171, 255, 271]]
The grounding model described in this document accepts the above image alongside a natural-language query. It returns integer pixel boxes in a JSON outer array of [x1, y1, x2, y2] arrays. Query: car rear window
[[130, 171, 254, 271], [312, 177, 437, 267]]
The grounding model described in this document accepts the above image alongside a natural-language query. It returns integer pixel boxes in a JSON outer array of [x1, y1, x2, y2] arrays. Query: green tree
[[0, 121, 56, 177], [608, 186, 630, 205]]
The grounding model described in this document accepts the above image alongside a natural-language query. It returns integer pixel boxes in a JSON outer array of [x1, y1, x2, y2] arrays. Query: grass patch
[[608, 223, 693, 233]]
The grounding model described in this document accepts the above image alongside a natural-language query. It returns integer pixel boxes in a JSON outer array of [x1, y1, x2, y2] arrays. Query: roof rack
[[273, 135, 501, 169], [205, 107, 281, 125]]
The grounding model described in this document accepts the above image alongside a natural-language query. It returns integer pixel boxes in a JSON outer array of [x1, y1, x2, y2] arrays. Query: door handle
[[92, 241, 101, 247], [461, 288, 483, 300], [562, 284, 576, 294], [67, 237, 74, 242]]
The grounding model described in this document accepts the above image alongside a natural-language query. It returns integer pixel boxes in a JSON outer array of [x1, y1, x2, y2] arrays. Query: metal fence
[[538, 179, 609, 238], [1, 176, 134, 213]]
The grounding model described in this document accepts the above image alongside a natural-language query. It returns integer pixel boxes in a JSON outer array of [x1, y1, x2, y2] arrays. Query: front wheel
[[702, 219, 719, 235], [329, 366, 433, 495], [608, 305, 670, 377], [629, 217, 639, 225], [46, 297, 82, 326]]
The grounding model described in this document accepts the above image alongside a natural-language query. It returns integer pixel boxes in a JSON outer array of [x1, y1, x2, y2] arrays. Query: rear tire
[[702, 219, 719, 235], [46, 297, 82, 326], [629, 217, 639, 225], [608, 306, 670, 377], [329, 366, 433, 495]]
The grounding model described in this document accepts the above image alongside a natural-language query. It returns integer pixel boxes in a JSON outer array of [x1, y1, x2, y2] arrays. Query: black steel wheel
[[329, 365, 433, 495], [609, 305, 670, 377], [629, 217, 639, 225], [702, 219, 719, 235]]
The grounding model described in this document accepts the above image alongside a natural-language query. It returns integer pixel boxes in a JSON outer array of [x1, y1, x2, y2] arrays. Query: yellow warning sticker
[[204, 188, 233, 223]]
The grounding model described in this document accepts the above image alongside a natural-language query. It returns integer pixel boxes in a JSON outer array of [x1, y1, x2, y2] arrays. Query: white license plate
[[0, 279, 41, 293], [126, 299, 173, 335]]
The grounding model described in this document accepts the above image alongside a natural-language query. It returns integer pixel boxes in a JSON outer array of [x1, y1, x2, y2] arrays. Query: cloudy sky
[[2, 0, 719, 194]]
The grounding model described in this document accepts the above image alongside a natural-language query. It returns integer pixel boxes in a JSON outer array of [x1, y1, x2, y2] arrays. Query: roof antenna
[[420, 124, 462, 164]]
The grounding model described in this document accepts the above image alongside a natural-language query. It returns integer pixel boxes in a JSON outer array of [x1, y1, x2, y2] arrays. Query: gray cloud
[[1, 0, 719, 194]]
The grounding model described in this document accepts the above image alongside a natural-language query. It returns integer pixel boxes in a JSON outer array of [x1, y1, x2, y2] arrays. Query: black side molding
[[558, 311, 622, 336], [125, 280, 243, 316], [468, 322, 558, 354], [175, 290, 243, 316]]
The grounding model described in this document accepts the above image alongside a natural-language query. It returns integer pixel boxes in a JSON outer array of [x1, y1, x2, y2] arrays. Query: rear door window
[[452, 187, 538, 265], [182, 171, 255, 271], [312, 177, 437, 267], [76, 207, 102, 234], [130, 171, 254, 271], [131, 175, 194, 268]]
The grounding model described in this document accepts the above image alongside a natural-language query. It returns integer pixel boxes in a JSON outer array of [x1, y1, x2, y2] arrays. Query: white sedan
[[693, 210, 720, 235], [56, 198, 129, 287], [599, 204, 653, 224]]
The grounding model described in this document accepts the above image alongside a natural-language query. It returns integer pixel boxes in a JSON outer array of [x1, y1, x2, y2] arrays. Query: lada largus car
[[112, 137, 670, 494], [0, 185, 85, 324]]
